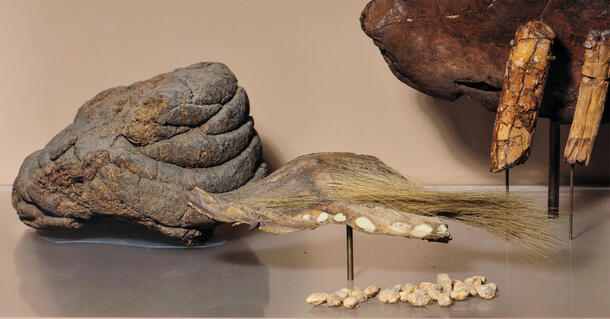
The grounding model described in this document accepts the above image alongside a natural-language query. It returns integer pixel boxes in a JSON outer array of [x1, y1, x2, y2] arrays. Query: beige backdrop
[[0, 0, 608, 187]]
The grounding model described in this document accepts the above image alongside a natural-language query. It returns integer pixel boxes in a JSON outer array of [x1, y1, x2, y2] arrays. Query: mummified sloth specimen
[[564, 30, 610, 166], [187, 153, 557, 255], [490, 21, 555, 173]]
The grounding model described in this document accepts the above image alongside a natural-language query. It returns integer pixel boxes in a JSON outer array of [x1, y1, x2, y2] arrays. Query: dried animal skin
[[364, 285, 381, 298], [564, 30, 610, 166], [306, 293, 328, 305], [342, 296, 359, 309], [476, 283, 498, 299], [186, 153, 559, 255], [186, 153, 450, 241], [490, 21, 555, 173], [360, 0, 608, 124]]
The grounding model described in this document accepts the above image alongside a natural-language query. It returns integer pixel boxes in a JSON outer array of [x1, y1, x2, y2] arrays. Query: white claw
[[316, 212, 329, 223], [355, 216, 376, 232], [333, 213, 346, 222], [412, 224, 433, 237]]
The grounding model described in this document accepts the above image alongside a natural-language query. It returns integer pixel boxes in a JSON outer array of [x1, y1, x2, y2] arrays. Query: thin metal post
[[346, 225, 354, 281], [548, 119, 560, 218], [505, 169, 510, 193], [569, 164, 574, 240]]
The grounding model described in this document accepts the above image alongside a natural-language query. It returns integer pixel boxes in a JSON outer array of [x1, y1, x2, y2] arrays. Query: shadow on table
[[13, 225, 269, 317], [217, 223, 570, 274]]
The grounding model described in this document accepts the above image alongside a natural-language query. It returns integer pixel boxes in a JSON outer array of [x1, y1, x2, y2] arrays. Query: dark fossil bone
[[11, 62, 267, 245], [360, 0, 610, 124]]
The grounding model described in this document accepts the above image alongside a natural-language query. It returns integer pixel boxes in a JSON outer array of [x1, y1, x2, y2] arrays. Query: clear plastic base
[[35, 219, 225, 248], [39, 234, 225, 248]]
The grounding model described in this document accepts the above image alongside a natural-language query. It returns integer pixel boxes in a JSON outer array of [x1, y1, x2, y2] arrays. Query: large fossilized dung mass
[[360, 0, 609, 123], [12, 62, 267, 245]]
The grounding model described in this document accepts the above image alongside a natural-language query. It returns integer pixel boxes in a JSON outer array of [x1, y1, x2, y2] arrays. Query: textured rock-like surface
[[12, 62, 267, 245], [490, 21, 555, 173], [564, 30, 610, 166], [360, 0, 610, 123]]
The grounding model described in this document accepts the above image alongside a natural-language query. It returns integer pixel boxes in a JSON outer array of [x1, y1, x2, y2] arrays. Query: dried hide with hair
[[187, 152, 558, 255]]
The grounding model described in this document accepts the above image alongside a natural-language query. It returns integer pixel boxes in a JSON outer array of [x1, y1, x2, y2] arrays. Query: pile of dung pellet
[[306, 273, 496, 309]]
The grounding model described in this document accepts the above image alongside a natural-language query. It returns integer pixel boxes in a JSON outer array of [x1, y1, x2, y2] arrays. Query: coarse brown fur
[[188, 153, 559, 255]]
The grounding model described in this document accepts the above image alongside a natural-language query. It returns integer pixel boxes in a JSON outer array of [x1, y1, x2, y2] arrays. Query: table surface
[[0, 186, 608, 318]]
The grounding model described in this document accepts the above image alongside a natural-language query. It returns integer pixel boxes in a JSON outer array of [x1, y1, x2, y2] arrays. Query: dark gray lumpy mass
[[11, 62, 267, 245]]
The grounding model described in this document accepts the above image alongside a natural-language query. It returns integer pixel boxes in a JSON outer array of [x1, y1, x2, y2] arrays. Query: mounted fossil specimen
[[186, 152, 557, 254], [12, 62, 557, 253], [490, 21, 555, 173], [361, 0, 608, 212], [565, 30, 610, 166], [564, 30, 610, 239], [12, 62, 267, 245], [360, 0, 609, 124]]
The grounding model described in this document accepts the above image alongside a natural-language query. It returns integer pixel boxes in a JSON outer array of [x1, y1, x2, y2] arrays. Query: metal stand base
[[505, 169, 510, 194], [548, 119, 560, 218], [569, 164, 574, 240], [346, 225, 354, 281]]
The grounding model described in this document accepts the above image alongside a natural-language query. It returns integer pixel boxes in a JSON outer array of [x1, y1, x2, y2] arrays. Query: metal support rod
[[548, 119, 560, 218], [346, 225, 354, 281], [569, 164, 574, 240], [505, 169, 510, 194]]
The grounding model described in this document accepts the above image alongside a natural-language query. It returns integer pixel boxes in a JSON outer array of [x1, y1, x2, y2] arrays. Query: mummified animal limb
[[186, 153, 558, 254], [490, 21, 555, 173], [564, 30, 610, 166], [186, 153, 451, 241]]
